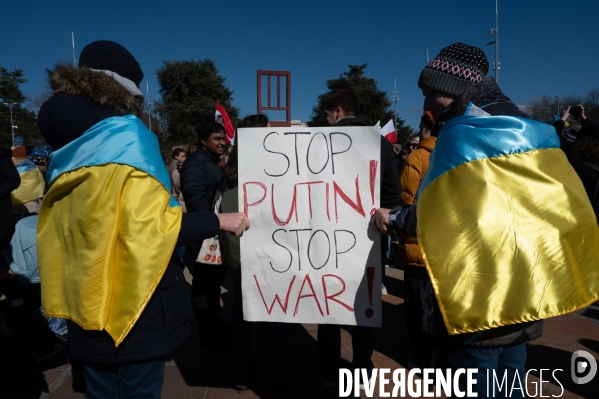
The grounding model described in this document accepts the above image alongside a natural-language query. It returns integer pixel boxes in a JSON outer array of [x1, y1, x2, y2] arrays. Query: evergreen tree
[[309, 64, 413, 141], [396, 122, 415, 146], [0, 66, 43, 148], [156, 59, 240, 150]]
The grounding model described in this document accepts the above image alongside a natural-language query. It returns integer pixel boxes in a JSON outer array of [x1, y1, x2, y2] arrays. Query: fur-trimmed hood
[[37, 64, 144, 149], [47, 63, 142, 116]]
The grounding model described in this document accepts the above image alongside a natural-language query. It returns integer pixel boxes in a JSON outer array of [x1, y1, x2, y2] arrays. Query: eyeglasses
[[409, 143, 418, 149]]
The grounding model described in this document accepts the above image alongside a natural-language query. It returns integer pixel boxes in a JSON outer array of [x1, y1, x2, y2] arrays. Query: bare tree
[[26, 85, 53, 116], [586, 88, 599, 108], [527, 95, 555, 124], [527, 89, 599, 125]]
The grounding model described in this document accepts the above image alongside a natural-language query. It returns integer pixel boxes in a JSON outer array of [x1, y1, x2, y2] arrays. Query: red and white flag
[[215, 101, 235, 144], [380, 120, 397, 144]]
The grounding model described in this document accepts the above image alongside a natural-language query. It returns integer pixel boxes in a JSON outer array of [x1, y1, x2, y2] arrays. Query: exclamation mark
[[369, 160, 378, 216], [365, 266, 375, 319]]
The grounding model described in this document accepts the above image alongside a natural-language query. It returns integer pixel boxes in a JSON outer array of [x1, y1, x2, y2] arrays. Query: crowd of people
[[0, 39, 598, 399]]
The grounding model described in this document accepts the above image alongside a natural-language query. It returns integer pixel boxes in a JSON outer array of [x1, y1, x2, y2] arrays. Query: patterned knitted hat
[[418, 43, 489, 97], [79, 40, 144, 86]]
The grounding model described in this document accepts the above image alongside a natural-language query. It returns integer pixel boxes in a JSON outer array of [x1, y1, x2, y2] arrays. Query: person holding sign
[[316, 90, 400, 387], [373, 42, 599, 396], [35, 40, 250, 398], [219, 114, 288, 397]]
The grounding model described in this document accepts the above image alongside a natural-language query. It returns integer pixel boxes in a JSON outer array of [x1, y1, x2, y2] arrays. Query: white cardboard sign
[[238, 126, 381, 326]]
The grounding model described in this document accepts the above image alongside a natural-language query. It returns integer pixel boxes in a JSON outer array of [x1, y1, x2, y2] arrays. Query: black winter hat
[[79, 40, 144, 86], [418, 43, 489, 97]]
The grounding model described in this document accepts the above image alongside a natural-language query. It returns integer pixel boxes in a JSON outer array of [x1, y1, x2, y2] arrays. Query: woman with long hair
[[167, 147, 186, 178]]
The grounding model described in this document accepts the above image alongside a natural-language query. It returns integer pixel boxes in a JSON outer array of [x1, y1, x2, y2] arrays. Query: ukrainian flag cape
[[11, 161, 45, 206], [38, 115, 182, 346], [417, 111, 599, 335]]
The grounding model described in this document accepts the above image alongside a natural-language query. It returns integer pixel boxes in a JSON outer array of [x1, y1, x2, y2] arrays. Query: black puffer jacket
[[180, 148, 223, 213], [553, 119, 577, 158], [335, 117, 400, 209], [37, 64, 220, 363], [0, 148, 20, 247]]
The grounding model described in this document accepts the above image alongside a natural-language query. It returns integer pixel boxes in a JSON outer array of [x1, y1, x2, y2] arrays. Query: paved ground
[[1, 266, 598, 398]]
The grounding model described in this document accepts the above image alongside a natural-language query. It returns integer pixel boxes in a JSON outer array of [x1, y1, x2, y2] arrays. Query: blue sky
[[2, 0, 598, 131]]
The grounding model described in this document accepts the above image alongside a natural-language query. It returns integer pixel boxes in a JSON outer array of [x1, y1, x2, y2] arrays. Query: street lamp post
[[392, 78, 398, 138], [146, 82, 152, 133], [556, 96, 560, 116], [486, 0, 500, 82], [72, 32, 78, 67], [2, 102, 17, 147]]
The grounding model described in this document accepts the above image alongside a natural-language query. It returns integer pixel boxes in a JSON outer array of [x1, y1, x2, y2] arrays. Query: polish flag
[[380, 120, 397, 144], [215, 101, 235, 144]]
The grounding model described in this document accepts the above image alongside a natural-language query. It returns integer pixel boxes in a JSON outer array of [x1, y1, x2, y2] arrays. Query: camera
[[569, 106, 582, 115]]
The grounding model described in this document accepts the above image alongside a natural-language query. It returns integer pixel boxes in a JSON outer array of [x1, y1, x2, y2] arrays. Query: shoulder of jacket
[[405, 151, 422, 167]]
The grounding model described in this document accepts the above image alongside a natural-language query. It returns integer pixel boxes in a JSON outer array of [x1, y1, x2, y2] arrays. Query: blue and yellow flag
[[38, 115, 182, 346], [11, 161, 45, 206], [417, 112, 599, 335]]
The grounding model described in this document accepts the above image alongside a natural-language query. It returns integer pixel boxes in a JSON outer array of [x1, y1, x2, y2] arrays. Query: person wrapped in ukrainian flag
[[10, 146, 45, 214], [36, 40, 250, 396], [373, 43, 599, 396]]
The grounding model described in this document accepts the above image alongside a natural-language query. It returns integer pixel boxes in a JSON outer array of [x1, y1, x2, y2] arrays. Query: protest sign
[[238, 126, 381, 326]]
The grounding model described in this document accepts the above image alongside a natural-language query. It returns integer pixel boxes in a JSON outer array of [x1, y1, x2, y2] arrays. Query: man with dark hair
[[321, 89, 360, 118], [181, 122, 230, 355], [321, 90, 400, 210], [317, 89, 400, 388]]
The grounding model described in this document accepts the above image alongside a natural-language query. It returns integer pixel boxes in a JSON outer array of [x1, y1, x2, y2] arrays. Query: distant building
[[291, 120, 307, 127]]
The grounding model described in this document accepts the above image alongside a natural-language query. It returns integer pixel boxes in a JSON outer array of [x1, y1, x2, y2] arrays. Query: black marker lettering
[[263, 132, 290, 177], [284, 132, 311, 175], [270, 229, 292, 273], [306, 132, 330, 175], [289, 228, 312, 271], [334, 230, 356, 269], [329, 132, 352, 175], [307, 230, 331, 270]]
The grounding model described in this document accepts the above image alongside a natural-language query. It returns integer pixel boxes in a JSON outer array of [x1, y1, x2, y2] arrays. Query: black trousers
[[231, 270, 282, 392], [404, 265, 436, 368], [190, 262, 228, 342]]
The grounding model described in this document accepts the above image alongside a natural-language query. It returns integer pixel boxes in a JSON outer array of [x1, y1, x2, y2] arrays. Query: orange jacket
[[397, 136, 436, 266]]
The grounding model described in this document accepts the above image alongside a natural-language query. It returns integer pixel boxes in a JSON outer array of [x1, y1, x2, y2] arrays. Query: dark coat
[[0, 148, 21, 209], [575, 164, 599, 218], [217, 182, 240, 271], [180, 148, 223, 213], [0, 148, 20, 247], [37, 65, 221, 363], [468, 76, 528, 118], [66, 212, 219, 363], [553, 119, 577, 159], [580, 117, 599, 137], [334, 117, 400, 209]]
